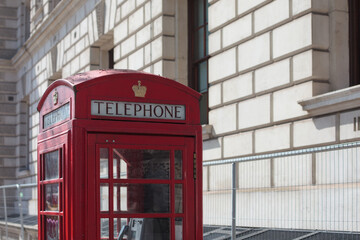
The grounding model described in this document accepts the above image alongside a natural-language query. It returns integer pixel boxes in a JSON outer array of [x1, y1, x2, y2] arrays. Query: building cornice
[[298, 84, 360, 116], [12, 0, 88, 69]]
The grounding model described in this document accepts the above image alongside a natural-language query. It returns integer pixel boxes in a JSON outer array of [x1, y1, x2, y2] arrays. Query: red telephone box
[[37, 70, 203, 240]]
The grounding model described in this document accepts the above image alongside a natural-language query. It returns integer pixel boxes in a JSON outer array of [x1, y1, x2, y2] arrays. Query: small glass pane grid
[[40, 149, 64, 240], [99, 147, 185, 239]]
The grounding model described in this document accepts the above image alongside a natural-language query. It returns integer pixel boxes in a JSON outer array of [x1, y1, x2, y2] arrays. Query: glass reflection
[[45, 216, 59, 240], [45, 184, 59, 211], [45, 150, 59, 180], [100, 184, 109, 212], [120, 218, 170, 240], [175, 184, 183, 213], [175, 150, 183, 180], [99, 148, 109, 179], [113, 149, 170, 179], [175, 218, 183, 240], [100, 218, 109, 239], [113, 184, 169, 213]]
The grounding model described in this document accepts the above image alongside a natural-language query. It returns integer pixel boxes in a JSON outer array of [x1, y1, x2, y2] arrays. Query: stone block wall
[[204, 0, 360, 231], [204, 0, 358, 161]]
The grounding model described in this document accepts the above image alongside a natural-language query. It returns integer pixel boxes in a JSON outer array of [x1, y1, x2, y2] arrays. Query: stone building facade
[[0, 0, 359, 238]]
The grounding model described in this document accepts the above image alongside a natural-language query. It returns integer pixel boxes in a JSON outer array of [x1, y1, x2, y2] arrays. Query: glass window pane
[[100, 148, 109, 179], [114, 183, 169, 213], [195, 0, 204, 27], [45, 150, 59, 180], [113, 155, 127, 179], [45, 183, 59, 211], [113, 218, 128, 239], [100, 184, 109, 212], [113, 185, 128, 212], [113, 149, 170, 179], [100, 218, 109, 239], [198, 61, 208, 93], [128, 218, 170, 240], [194, 28, 205, 60], [45, 215, 59, 240], [175, 150, 183, 180], [175, 218, 183, 240], [175, 184, 183, 213]]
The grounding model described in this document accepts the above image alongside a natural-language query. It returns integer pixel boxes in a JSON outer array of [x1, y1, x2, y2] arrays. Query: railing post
[[2, 188, 8, 239], [17, 184, 24, 240], [231, 163, 236, 240]]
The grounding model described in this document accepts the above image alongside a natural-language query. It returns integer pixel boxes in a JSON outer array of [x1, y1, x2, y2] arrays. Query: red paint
[[37, 70, 203, 240]]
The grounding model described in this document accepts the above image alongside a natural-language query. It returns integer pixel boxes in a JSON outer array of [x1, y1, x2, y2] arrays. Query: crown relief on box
[[132, 81, 147, 98]]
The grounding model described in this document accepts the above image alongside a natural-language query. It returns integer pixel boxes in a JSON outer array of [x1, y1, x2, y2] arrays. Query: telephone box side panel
[[195, 125, 203, 240], [38, 84, 75, 134], [71, 126, 87, 240]]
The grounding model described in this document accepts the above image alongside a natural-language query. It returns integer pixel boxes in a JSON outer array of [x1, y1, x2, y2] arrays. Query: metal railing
[[203, 141, 360, 240], [0, 141, 359, 240], [0, 183, 37, 240]]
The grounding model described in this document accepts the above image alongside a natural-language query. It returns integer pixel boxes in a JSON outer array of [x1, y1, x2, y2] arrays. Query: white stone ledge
[[202, 124, 213, 140], [299, 84, 360, 116]]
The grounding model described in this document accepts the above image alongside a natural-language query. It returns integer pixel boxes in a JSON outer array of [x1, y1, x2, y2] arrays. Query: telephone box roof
[[37, 69, 201, 112]]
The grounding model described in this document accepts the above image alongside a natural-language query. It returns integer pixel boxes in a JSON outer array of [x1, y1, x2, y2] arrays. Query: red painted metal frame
[[37, 70, 203, 240], [88, 134, 195, 239]]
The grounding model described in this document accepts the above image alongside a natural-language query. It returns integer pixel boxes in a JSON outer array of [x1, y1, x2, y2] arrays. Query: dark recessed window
[[349, 0, 360, 86], [189, 0, 209, 124], [108, 48, 114, 69]]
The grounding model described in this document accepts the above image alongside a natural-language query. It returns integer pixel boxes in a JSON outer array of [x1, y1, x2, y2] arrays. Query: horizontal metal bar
[[203, 141, 360, 166], [0, 183, 37, 189]]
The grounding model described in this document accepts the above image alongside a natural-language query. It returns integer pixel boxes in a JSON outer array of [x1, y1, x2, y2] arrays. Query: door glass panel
[[125, 218, 170, 240], [113, 183, 169, 213], [45, 183, 59, 211], [175, 218, 183, 240], [174, 150, 183, 180], [100, 183, 109, 212], [100, 218, 109, 239], [113, 149, 170, 179], [113, 185, 127, 212], [45, 215, 59, 240], [175, 184, 183, 213], [100, 148, 109, 179], [113, 218, 128, 239], [45, 150, 59, 180]]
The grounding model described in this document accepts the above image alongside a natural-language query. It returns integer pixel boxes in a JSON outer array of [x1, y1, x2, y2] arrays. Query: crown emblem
[[132, 81, 147, 98], [53, 89, 58, 105]]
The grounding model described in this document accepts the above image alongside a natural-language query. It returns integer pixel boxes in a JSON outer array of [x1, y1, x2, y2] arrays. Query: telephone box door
[[87, 134, 195, 240]]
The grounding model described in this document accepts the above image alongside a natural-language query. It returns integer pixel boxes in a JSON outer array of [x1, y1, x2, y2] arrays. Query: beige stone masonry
[[292, 50, 330, 82], [223, 131, 253, 157], [238, 94, 270, 129], [237, 0, 268, 16], [340, 109, 360, 141], [293, 115, 336, 147], [238, 159, 271, 188], [209, 104, 237, 134], [254, 0, 289, 33], [238, 33, 270, 72], [209, 0, 236, 31], [273, 154, 312, 187], [209, 83, 222, 108], [223, 72, 253, 103], [209, 47, 237, 83], [273, 14, 329, 59], [203, 138, 223, 161], [255, 123, 291, 153], [254, 58, 290, 93], [292, 0, 329, 16], [273, 81, 329, 122], [209, 164, 232, 190], [222, 14, 252, 48]]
